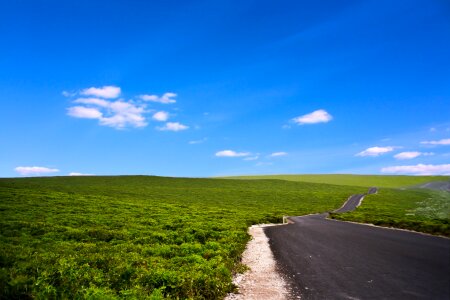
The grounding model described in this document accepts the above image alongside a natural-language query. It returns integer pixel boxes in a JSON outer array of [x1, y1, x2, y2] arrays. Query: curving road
[[264, 188, 450, 299]]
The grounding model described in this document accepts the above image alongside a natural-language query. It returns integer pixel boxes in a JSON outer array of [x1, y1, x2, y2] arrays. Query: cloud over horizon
[[381, 164, 450, 175], [15, 166, 60, 176], [69, 172, 94, 176]]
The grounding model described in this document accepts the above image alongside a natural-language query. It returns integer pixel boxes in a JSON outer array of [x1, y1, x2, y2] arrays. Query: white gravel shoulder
[[225, 224, 290, 300]]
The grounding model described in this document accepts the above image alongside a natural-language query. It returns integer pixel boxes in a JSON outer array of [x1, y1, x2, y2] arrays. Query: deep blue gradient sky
[[1, 0, 450, 177]]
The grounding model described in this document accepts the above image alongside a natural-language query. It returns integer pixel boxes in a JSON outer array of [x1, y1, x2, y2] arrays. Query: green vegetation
[[227, 174, 450, 188], [330, 188, 450, 236], [228, 174, 450, 236], [0, 176, 364, 299]]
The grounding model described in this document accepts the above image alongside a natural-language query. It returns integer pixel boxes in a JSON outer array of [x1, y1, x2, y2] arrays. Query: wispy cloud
[[292, 109, 332, 125], [81, 86, 121, 99], [255, 162, 273, 167], [15, 166, 59, 176], [189, 138, 207, 144], [356, 146, 395, 157], [394, 151, 434, 160], [62, 90, 76, 97], [157, 122, 189, 131], [381, 164, 450, 175], [215, 150, 251, 157], [270, 152, 287, 157], [140, 92, 177, 104], [152, 111, 169, 122], [420, 138, 450, 146], [243, 155, 259, 161]]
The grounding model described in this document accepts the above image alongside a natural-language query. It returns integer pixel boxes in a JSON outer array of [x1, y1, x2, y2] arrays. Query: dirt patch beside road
[[225, 225, 291, 300]]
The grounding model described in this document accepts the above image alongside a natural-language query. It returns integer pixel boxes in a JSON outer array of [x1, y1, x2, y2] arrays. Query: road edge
[[225, 224, 292, 300]]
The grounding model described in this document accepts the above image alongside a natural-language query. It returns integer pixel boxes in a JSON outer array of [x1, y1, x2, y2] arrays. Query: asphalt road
[[265, 188, 450, 299], [333, 194, 365, 213], [415, 180, 450, 192]]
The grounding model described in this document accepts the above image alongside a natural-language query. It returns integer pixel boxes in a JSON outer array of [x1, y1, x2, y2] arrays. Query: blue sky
[[1, 0, 450, 177]]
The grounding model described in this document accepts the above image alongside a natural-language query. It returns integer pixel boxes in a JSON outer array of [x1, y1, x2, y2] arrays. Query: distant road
[[415, 180, 450, 192], [265, 188, 450, 299]]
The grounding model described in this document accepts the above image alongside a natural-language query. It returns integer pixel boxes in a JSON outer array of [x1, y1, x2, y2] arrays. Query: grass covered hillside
[[330, 187, 450, 236], [0, 176, 364, 299], [228, 174, 450, 188], [228, 174, 450, 236]]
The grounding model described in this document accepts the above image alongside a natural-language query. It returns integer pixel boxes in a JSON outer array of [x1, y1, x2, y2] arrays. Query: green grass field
[[228, 174, 450, 236], [1, 175, 448, 299], [0, 176, 364, 299], [226, 174, 450, 188], [330, 188, 450, 236]]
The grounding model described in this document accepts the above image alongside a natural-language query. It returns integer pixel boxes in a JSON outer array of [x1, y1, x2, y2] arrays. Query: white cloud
[[157, 122, 188, 131], [66, 87, 186, 130], [152, 111, 169, 122], [292, 109, 333, 125], [62, 90, 76, 97], [394, 151, 434, 160], [81, 86, 121, 99], [420, 138, 450, 146], [270, 152, 287, 157], [68, 98, 147, 129], [69, 172, 94, 176], [215, 150, 251, 157], [15, 166, 59, 176], [140, 92, 177, 104], [356, 146, 395, 157], [244, 155, 259, 161], [74, 97, 110, 107], [101, 101, 147, 129], [394, 151, 421, 160], [381, 164, 450, 175], [67, 106, 103, 119], [189, 138, 207, 144], [255, 162, 273, 167]]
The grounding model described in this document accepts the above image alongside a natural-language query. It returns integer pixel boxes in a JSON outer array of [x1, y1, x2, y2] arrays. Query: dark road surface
[[415, 180, 450, 192], [265, 188, 450, 299], [333, 194, 365, 213]]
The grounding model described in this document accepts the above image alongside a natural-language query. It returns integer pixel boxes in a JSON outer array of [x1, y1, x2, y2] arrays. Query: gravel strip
[[225, 224, 290, 300]]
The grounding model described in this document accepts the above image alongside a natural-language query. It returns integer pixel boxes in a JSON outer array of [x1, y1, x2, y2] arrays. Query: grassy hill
[[225, 174, 450, 188], [1, 175, 448, 299], [227, 174, 450, 236], [0, 176, 364, 299]]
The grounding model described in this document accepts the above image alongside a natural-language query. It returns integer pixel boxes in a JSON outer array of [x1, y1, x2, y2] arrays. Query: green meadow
[[330, 187, 450, 236], [227, 174, 450, 188], [1, 175, 448, 299], [0, 176, 363, 299], [228, 174, 450, 236]]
